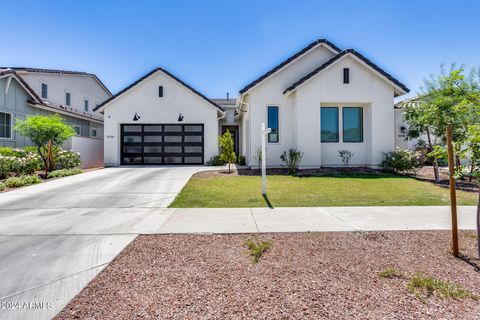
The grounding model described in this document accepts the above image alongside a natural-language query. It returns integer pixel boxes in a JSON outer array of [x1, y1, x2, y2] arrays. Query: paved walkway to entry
[[0, 166, 476, 319]]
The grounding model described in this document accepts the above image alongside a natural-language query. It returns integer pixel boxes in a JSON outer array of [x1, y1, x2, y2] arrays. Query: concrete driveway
[[0, 166, 207, 320]]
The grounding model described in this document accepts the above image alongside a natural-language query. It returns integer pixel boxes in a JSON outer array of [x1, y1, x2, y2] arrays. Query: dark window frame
[[41, 83, 48, 99], [342, 107, 363, 143], [320, 107, 339, 143], [343, 68, 350, 84], [267, 106, 279, 143], [0, 112, 12, 139]]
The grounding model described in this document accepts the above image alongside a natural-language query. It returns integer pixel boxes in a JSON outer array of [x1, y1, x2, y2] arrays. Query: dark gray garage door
[[121, 124, 204, 165]]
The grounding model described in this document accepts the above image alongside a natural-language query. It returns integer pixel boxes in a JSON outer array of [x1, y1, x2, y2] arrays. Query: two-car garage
[[121, 123, 204, 165], [96, 68, 225, 167]]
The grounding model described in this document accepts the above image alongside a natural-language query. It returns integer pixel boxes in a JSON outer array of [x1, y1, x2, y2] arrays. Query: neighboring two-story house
[[0, 67, 112, 167], [95, 39, 409, 167]]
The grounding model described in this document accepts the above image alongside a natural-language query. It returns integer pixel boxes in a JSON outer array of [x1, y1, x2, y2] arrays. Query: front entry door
[[222, 126, 239, 157]]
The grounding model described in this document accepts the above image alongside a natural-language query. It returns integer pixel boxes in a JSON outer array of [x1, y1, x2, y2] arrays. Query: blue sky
[[2, 0, 479, 100]]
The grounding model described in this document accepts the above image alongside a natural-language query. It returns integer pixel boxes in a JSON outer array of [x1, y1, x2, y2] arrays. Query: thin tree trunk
[[477, 188, 480, 258], [469, 162, 474, 182], [426, 128, 440, 182]]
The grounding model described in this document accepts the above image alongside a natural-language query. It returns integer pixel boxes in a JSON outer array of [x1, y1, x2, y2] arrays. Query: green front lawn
[[169, 173, 478, 208]]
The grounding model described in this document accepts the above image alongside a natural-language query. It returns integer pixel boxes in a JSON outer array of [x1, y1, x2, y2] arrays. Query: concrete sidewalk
[[156, 206, 477, 234], [0, 206, 475, 236]]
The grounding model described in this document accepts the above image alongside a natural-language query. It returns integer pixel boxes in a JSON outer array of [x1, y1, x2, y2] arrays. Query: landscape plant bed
[[170, 173, 477, 207], [56, 231, 480, 320]]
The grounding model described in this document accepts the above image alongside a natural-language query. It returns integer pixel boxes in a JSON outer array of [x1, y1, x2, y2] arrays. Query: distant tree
[[14, 114, 75, 176], [218, 130, 236, 173]]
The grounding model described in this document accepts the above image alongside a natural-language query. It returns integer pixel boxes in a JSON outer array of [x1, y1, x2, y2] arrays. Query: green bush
[[47, 168, 82, 178], [245, 237, 272, 263], [5, 175, 42, 188], [238, 155, 246, 165], [0, 150, 40, 178], [381, 148, 421, 173], [206, 155, 225, 166], [55, 150, 81, 169], [0, 182, 5, 191], [280, 148, 303, 175]]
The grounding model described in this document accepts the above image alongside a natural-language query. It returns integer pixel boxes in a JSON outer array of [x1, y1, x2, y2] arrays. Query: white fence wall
[[71, 136, 104, 168]]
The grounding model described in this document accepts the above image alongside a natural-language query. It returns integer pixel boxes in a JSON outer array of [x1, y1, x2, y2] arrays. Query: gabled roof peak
[[238, 38, 341, 94]]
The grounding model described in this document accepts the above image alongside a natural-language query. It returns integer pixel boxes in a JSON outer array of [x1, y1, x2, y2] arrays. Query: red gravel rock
[[56, 231, 480, 320]]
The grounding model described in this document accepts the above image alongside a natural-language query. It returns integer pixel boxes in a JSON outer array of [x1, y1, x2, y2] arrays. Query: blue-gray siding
[[0, 78, 97, 148]]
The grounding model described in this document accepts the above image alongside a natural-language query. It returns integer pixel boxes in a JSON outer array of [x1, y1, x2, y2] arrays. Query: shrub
[[280, 148, 303, 175], [4, 175, 42, 188], [55, 150, 81, 169], [245, 237, 272, 263], [238, 155, 246, 165], [47, 168, 83, 178], [381, 148, 421, 173], [0, 182, 5, 191], [206, 155, 225, 166], [338, 149, 354, 167], [407, 272, 478, 303], [0, 152, 40, 178]]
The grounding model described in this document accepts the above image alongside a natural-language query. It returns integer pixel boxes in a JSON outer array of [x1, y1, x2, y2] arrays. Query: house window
[[65, 92, 71, 106], [74, 126, 81, 135], [321, 107, 339, 142], [158, 86, 163, 97], [41, 83, 48, 99], [0, 112, 12, 139], [343, 68, 350, 84], [91, 128, 97, 137], [267, 106, 279, 143], [84, 99, 89, 112], [343, 107, 363, 142]]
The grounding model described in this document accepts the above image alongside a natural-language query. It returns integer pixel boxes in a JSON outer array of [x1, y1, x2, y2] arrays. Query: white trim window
[[0, 112, 12, 139], [91, 128, 97, 137], [65, 91, 72, 106], [74, 126, 81, 136]]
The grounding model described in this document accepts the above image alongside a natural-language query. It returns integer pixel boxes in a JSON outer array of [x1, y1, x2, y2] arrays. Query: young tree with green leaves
[[14, 114, 75, 176], [405, 65, 480, 182], [218, 130, 236, 173]]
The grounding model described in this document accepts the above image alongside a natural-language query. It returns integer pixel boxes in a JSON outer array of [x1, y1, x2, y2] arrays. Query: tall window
[[74, 126, 81, 135], [267, 106, 279, 143], [84, 99, 89, 112], [91, 128, 97, 137], [65, 92, 71, 106], [343, 107, 363, 142], [321, 107, 339, 142], [0, 112, 12, 138], [41, 83, 48, 99]]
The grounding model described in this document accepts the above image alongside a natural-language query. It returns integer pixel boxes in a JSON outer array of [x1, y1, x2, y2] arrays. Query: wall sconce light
[[133, 113, 140, 121], [400, 126, 407, 134], [177, 113, 184, 122]]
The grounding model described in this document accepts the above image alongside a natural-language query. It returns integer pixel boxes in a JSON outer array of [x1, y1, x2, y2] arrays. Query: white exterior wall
[[294, 55, 395, 167], [103, 71, 220, 166], [243, 52, 398, 167], [245, 45, 336, 166], [18, 72, 110, 116], [71, 136, 104, 168]]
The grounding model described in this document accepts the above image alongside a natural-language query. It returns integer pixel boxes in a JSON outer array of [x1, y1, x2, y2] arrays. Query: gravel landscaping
[[56, 231, 480, 320]]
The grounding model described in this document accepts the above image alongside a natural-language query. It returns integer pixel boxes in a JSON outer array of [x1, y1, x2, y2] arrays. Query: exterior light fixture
[[178, 113, 184, 122], [400, 126, 407, 134], [133, 113, 140, 121]]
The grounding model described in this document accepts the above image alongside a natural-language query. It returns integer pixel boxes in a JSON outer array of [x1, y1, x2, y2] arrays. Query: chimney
[[226, 92, 229, 101]]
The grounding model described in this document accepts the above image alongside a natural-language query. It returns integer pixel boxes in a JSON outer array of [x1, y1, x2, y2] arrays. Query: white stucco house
[[95, 39, 409, 167]]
